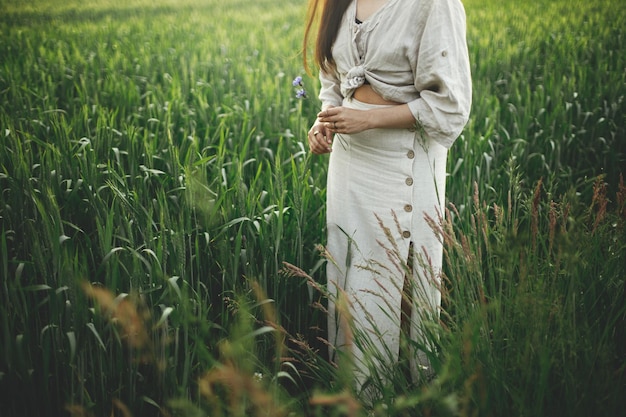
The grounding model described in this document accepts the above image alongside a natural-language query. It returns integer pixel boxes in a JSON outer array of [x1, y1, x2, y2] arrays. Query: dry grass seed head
[[198, 364, 287, 417], [531, 178, 544, 250], [548, 200, 558, 255], [591, 177, 608, 235], [617, 173, 626, 220], [82, 282, 152, 353]]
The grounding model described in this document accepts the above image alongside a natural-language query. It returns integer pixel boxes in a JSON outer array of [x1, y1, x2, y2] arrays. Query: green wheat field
[[1, 0, 625, 416]]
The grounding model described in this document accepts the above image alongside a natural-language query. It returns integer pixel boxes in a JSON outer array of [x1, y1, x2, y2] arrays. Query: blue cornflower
[[292, 76, 307, 98]]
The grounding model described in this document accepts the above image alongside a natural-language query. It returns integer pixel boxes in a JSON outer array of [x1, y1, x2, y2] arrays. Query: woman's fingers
[[317, 107, 369, 135], [317, 107, 336, 122], [309, 106, 337, 153], [308, 126, 332, 154], [318, 107, 345, 133]]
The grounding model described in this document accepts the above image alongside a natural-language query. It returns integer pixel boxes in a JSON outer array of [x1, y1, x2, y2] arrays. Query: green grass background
[[0, 0, 625, 416]]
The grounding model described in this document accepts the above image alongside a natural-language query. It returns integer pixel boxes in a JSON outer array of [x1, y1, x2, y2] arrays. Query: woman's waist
[[332, 123, 416, 152], [353, 85, 402, 106]]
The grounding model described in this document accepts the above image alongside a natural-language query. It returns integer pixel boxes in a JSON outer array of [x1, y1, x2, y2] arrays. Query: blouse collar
[[350, 0, 399, 33]]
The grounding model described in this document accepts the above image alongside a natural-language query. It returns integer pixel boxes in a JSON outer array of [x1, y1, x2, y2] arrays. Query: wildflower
[[292, 76, 307, 99]]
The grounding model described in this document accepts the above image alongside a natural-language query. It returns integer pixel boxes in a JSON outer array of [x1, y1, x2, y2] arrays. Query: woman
[[304, 0, 472, 392]]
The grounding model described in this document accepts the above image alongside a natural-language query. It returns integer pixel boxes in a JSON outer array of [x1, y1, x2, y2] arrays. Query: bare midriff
[[353, 84, 401, 105]]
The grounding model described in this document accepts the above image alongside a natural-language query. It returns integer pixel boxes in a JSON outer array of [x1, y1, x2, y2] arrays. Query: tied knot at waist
[[341, 66, 366, 96]]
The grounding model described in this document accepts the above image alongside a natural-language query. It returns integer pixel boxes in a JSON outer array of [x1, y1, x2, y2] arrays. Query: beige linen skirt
[[325, 97, 448, 387]]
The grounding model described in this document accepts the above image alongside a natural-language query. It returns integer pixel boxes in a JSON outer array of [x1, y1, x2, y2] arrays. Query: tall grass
[[453, 0, 626, 204], [436, 177, 626, 417], [0, 0, 625, 416]]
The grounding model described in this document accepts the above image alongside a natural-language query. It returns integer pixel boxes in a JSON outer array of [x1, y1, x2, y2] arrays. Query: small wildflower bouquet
[[292, 76, 307, 99]]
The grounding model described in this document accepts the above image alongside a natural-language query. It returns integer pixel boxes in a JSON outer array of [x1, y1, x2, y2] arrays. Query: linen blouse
[[318, 0, 472, 148]]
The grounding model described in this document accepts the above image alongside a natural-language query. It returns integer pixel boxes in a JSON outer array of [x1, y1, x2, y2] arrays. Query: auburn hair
[[303, 0, 352, 74]]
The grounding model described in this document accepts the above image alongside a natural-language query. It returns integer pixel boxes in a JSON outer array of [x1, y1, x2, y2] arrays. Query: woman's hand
[[318, 103, 417, 135], [308, 103, 416, 154], [308, 118, 334, 155], [317, 106, 371, 135], [307, 106, 376, 154]]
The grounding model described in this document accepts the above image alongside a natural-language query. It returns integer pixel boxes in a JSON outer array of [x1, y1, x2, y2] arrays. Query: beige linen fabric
[[326, 98, 447, 389]]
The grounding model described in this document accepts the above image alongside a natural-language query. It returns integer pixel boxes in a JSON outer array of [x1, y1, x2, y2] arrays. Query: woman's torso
[[332, 0, 433, 104]]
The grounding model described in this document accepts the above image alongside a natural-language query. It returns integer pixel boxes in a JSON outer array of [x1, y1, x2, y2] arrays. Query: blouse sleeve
[[406, 0, 472, 148], [318, 67, 344, 110]]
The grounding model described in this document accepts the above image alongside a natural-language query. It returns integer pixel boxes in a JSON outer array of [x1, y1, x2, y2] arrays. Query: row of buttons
[[402, 148, 415, 239]]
